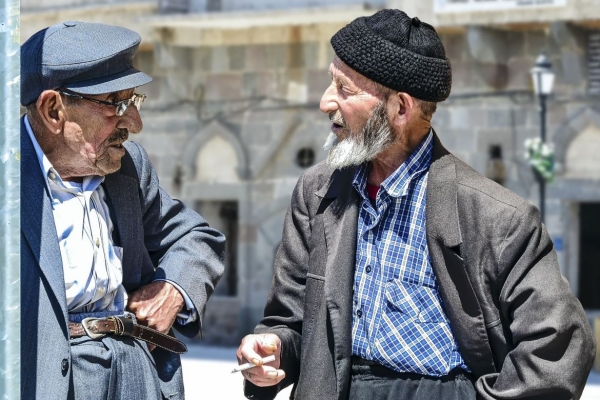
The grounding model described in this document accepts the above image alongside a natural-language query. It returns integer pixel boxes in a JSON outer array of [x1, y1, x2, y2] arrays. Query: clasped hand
[[126, 281, 185, 351]]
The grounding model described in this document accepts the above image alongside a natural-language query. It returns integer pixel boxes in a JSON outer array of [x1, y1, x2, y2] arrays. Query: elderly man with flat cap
[[21, 21, 225, 400], [237, 9, 595, 400]]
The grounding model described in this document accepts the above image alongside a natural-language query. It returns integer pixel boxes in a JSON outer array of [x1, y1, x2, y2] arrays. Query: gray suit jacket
[[245, 133, 595, 400], [21, 119, 226, 400]]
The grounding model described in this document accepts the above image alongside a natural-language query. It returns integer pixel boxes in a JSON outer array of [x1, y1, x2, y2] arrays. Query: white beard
[[323, 103, 394, 169], [323, 132, 380, 169]]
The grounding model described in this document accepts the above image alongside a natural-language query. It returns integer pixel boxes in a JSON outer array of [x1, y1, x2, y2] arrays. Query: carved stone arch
[[182, 118, 250, 182], [553, 106, 600, 174], [565, 125, 600, 179]]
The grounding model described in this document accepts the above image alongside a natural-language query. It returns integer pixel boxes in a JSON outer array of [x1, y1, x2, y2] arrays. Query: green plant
[[524, 138, 555, 183]]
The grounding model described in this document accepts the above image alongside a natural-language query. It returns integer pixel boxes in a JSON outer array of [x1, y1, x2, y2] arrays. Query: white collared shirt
[[24, 116, 196, 323]]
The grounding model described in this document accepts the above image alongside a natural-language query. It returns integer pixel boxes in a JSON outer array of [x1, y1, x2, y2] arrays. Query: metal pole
[[0, 0, 20, 398], [539, 93, 547, 223]]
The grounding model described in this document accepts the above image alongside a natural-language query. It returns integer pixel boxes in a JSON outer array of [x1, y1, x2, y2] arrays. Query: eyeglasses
[[58, 90, 146, 117]]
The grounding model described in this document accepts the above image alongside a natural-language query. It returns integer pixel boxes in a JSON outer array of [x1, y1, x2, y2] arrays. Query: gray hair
[[372, 82, 437, 120]]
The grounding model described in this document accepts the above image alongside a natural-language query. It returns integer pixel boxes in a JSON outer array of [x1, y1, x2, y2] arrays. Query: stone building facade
[[22, 0, 600, 346]]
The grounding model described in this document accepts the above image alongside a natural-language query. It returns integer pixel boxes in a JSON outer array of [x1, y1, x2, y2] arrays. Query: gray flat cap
[[21, 21, 152, 106]]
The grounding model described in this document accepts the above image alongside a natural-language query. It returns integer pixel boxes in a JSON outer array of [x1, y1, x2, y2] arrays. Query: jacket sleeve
[[476, 202, 596, 399], [128, 142, 226, 338], [244, 173, 311, 400]]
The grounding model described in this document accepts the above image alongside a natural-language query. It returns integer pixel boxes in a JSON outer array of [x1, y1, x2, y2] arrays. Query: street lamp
[[530, 53, 555, 223]]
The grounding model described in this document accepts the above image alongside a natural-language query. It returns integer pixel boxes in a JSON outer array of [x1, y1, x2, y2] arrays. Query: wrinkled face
[[319, 57, 394, 169], [59, 88, 142, 177]]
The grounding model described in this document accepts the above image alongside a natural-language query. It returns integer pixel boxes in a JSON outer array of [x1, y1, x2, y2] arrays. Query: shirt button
[[49, 172, 56, 180], [356, 309, 362, 318], [366, 266, 372, 273], [61, 358, 69, 372]]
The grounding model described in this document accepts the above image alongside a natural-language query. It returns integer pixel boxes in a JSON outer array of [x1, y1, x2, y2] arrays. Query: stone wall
[[186, 0, 386, 13], [20, 0, 600, 344], [201, 297, 241, 345]]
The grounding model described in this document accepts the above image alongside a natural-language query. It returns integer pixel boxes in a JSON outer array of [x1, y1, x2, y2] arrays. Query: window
[[296, 147, 315, 168]]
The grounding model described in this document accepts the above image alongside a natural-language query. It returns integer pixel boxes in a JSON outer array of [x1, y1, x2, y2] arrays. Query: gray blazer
[[21, 119, 226, 400], [245, 133, 595, 400]]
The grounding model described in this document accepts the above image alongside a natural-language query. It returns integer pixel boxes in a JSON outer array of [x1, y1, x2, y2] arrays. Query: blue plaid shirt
[[351, 132, 467, 376]]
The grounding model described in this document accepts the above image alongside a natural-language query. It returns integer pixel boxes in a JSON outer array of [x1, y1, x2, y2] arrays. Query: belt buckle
[[81, 317, 107, 339]]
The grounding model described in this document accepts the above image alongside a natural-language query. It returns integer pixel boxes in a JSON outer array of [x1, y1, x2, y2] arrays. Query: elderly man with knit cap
[[236, 9, 595, 400]]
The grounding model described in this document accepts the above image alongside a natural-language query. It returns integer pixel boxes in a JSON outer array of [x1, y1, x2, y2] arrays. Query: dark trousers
[[349, 359, 476, 400]]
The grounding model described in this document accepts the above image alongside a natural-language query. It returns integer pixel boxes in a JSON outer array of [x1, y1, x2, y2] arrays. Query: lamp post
[[530, 53, 555, 223]]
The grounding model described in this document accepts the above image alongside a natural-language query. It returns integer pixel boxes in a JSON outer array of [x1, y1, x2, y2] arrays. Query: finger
[[248, 377, 276, 386], [245, 370, 286, 387], [240, 344, 264, 366], [276, 370, 286, 383], [147, 317, 174, 334], [126, 295, 143, 310], [245, 371, 275, 385], [258, 338, 278, 355], [129, 307, 148, 322], [244, 365, 279, 378]]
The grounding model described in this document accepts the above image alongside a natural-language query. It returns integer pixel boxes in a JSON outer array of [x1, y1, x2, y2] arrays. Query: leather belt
[[69, 316, 187, 354]]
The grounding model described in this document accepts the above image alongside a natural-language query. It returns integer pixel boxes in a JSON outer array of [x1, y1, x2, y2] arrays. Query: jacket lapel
[[316, 167, 359, 399], [426, 132, 496, 376], [21, 119, 69, 322], [103, 171, 142, 291]]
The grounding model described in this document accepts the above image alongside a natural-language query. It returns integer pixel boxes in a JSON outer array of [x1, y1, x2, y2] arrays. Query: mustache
[[107, 129, 129, 145], [329, 111, 345, 127]]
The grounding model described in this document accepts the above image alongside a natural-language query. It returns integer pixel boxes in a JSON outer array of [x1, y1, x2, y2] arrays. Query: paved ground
[[181, 344, 600, 399], [181, 344, 293, 399]]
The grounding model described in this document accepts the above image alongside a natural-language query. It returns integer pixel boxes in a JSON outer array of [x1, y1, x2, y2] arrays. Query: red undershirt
[[366, 183, 379, 200]]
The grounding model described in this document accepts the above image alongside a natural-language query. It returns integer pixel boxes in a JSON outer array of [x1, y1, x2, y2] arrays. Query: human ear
[[35, 90, 66, 134], [388, 92, 415, 128]]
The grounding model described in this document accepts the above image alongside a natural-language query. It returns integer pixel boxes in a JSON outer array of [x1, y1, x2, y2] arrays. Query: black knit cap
[[331, 9, 452, 102]]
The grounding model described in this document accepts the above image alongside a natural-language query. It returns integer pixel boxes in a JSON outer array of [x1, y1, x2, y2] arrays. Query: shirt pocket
[[384, 279, 449, 324]]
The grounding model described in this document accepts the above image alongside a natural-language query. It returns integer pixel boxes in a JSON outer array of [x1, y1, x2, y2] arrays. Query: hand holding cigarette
[[231, 354, 276, 373], [235, 333, 286, 387]]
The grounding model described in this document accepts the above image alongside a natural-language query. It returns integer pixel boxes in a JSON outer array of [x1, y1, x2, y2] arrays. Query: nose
[[320, 82, 338, 115], [118, 104, 143, 134]]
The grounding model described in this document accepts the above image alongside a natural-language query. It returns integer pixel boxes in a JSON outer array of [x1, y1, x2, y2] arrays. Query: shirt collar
[[352, 130, 433, 199], [24, 115, 55, 188], [24, 115, 105, 196]]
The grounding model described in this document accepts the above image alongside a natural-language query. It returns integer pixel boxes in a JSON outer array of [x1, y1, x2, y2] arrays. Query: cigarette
[[231, 355, 276, 373]]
